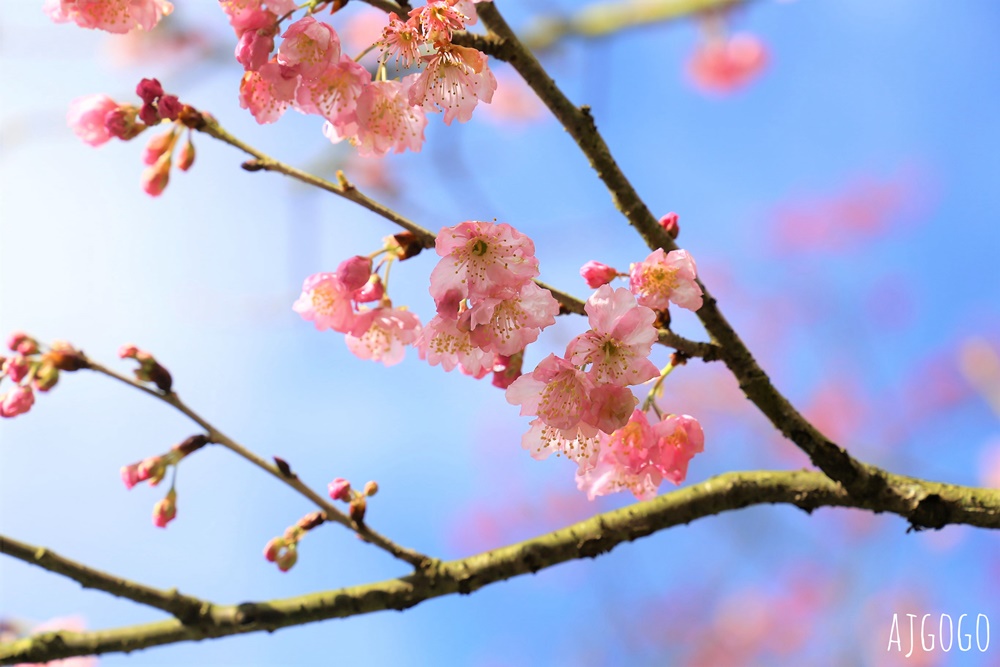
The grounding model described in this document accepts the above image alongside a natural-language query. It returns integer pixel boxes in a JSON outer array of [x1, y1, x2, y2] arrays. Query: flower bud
[[152, 489, 177, 528], [2, 355, 29, 383], [7, 332, 38, 355], [177, 136, 196, 172], [349, 496, 367, 524], [385, 232, 423, 260], [158, 95, 182, 121], [297, 511, 325, 531], [0, 385, 35, 418], [328, 477, 352, 502], [32, 361, 60, 392], [174, 434, 210, 457], [336, 255, 373, 293], [658, 212, 680, 239], [363, 481, 379, 497], [141, 153, 171, 197], [136, 78, 164, 104], [276, 545, 298, 572], [263, 537, 284, 562], [143, 131, 176, 165], [580, 261, 618, 289], [354, 275, 385, 303]]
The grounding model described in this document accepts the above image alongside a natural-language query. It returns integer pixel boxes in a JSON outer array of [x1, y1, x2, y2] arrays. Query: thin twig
[[83, 358, 434, 570]]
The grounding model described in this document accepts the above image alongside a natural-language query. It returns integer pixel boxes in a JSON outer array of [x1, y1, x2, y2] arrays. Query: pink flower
[[278, 16, 341, 80], [575, 411, 704, 500], [579, 260, 618, 289], [152, 489, 177, 528], [585, 384, 639, 434], [565, 285, 659, 386], [380, 12, 423, 68], [328, 477, 352, 501], [295, 56, 370, 125], [345, 305, 421, 366], [628, 248, 703, 311], [45, 0, 173, 34], [429, 221, 539, 311], [327, 78, 427, 157], [336, 255, 373, 293], [409, 44, 496, 125], [292, 272, 357, 334], [659, 212, 680, 239], [409, 0, 469, 42], [687, 33, 768, 94], [520, 418, 602, 464], [506, 354, 595, 430], [491, 352, 523, 389], [416, 313, 496, 378], [467, 282, 560, 356], [235, 26, 276, 71], [67, 94, 121, 147], [0, 386, 35, 418], [239, 60, 299, 124]]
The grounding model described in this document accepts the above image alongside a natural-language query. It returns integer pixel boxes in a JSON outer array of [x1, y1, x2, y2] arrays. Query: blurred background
[[2, 0, 1000, 664]]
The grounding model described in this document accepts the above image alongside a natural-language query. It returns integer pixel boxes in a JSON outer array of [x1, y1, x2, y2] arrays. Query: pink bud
[[177, 136, 196, 172], [68, 94, 123, 147], [363, 481, 379, 497], [139, 101, 160, 126], [141, 154, 171, 197], [491, 352, 523, 389], [236, 29, 275, 72], [152, 489, 177, 528], [136, 78, 164, 104], [2, 355, 30, 383], [263, 537, 284, 562], [328, 477, 352, 501], [158, 95, 182, 121], [0, 385, 34, 418], [276, 545, 298, 572], [7, 332, 37, 354], [142, 131, 176, 165], [658, 212, 680, 239], [353, 275, 384, 303], [336, 255, 373, 293], [121, 463, 142, 490], [118, 344, 140, 359], [579, 261, 619, 289]]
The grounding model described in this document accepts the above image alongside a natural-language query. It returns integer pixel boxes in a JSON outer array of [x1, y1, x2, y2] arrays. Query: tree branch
[[82, 358, 435, 571], [0, 535, 214, 625], [475, 4, 879, 498], [4, 469, 997, 664]]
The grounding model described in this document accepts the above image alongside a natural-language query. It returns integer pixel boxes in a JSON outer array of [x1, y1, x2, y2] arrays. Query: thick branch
[[4, 469, 997, 664], [82, 358, 434, 571], [475, 4, 876, 497], [0, 535, 213, 625]]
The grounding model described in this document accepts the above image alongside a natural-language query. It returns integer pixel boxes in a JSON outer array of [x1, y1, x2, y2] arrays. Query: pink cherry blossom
[[335, 255, 373, 292], [67, 94, 121, 147], [506, 354, 595, 430], [235, 25, 276, 71], [345, 305, 421, 367], [520, 418, 602, 464], [239, 61, 299, 124], [585, 384, 639, 434], [0, 386, 35, 418], [565, 285, 659, 386], [326, 78, 427, 157], [580, 260, 618, 289], [467, 282, 560, 356], [409, 0, 468, 42], [409, 44, 496, 125], [429, 221, 539, 311], [278, 16, 341, 80], [687, 33, 768, 94], [380, 13, 423, 68], [292, 272, 357, 333], [575, 411, 704, 500], [416, 313, 496, 378], [296, 56, 370, 125], [45, 0, 173, 34], [629, 248, 703, 311]]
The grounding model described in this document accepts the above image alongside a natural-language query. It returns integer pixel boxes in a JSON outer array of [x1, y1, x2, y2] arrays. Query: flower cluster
[[328, 477, 379, 524], [45, 0, 173, 34], [67, 78, 201, 197], [294, 248, 422, 367], [224, 0, 495, 155], [0, 334, 86, 420], [263, 510, 325, 572], [120, 434, 208, 528], [417, 221, 559, 385]]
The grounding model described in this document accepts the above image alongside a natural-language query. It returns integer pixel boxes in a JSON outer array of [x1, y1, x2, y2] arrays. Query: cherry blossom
[[429, 221, 539, 311], [687, 33, 768, 94], [239, 61, 299, 124], [278, 16, 341, 80], [506, 354, 595, 430], [520, 418, 602, 464], [628, 248, 703, 312], [326, 78, 427, 157], [409, 0, 468, 43], [67, 94, 122, 146], [45, 0, 173, 34], [466, 281, 559, 356], [292, 272, 357, 333], [345, 305, 421, 366], [295, 56, 370, 125], [380, 12, 423, 69], [565, 285, 659, 386], [415, 313, 496, 378], [409, 44, 497, 125], [575, 410, 704, 500]]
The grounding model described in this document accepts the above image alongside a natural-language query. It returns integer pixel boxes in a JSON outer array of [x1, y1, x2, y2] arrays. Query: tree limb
[[3, 469, 997, 664]]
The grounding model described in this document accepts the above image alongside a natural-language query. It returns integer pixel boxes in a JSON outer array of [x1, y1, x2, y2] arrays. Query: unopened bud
[[177, 136, 195, 171], [136, 78, 164, 104], [142, 130, 176, 165], [328, 477, 352, 502], [354, 275, 385, 303], [141, 154, 171, 197], [363, 481, 379, 497], [336, 255, 373, 293], [297, 511, 326, 531], [2, 355, 29, 383], [152, 488, 177, 528], [7, 332, 38, 355], [658, 212, 680, 239], [32, 361, 60, 392], [157, 95, 182, 121], [276, 545, 298, 572], [349, 496, 367, 524], [385, 232, 423, 260], [263, 536, 285, 562], [579, 261, 618, 289]]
